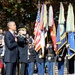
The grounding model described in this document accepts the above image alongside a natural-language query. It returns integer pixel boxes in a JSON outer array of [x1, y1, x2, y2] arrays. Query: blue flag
[[56, 3, 67, 53], [68, 32, 75, 59], [56, 25, 61, 44], [66, 3, 75, 59], [56, 23, 67, 52]]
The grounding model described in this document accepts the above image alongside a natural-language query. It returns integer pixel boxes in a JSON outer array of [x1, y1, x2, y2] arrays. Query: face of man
[[8, 22, 16, 31]]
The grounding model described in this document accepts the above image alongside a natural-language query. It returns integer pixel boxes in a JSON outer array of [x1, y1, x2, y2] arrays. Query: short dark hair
[[7, 21, 15, 27]]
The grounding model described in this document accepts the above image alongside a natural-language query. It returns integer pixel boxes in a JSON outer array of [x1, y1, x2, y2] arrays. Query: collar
[[9, 29, 14, 34]]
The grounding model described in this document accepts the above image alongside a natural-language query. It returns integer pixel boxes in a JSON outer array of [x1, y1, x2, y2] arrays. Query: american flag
[[34, 10, 41, 52]]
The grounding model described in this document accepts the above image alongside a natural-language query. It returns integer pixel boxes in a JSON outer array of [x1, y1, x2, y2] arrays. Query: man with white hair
[[4, 21, 18, 75]]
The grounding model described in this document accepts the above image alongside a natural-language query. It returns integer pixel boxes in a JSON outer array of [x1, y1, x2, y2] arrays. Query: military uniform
[[45, 42, 55, 75], [56, 46, 67, 75], [36, 49, 44, 75], [27, 37, 36, 75]]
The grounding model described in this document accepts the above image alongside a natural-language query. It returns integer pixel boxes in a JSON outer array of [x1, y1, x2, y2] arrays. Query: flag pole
[[38, 0, 40, 11], [47, 31, 48, 44]]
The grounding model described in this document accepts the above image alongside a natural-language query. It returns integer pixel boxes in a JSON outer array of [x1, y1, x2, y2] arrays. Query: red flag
[[49, 6, 57, 51], [50, 24, 57, 51]]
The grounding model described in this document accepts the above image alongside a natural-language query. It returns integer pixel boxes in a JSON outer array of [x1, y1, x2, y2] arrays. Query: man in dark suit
[[17, 28, 28, 75], [4, 21, 18, 75]]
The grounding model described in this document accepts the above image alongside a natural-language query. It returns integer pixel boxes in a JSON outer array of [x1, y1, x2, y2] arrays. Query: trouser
[[68, 57, 74, 74], [58, 62, 64, 75], [53, 62, 55, 75], [36, 62, 44, 75], [46, 62, 53, 75], [20, 63, 27, 75], [28, 62, 34, 75], [5, 62, 16, 75]]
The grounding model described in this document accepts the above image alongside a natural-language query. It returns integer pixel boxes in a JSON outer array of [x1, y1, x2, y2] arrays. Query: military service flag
[[56, 2, 67, 53], [66, 3, 75, 59], [49, 5, 57, 51]]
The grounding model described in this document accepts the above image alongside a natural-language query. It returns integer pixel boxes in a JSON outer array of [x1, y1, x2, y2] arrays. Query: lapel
[[8, 31, 15, 40]]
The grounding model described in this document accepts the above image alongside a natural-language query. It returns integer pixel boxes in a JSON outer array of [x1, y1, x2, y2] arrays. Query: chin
[[13, 29, 16, 31], [14, 28, 16, 30]]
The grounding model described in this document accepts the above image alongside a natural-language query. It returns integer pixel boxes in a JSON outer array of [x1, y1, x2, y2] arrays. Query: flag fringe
[[70, 48, 75, 52], [56, 41, 67, 52], [68, 53, 75, 59], [56, 42, 61, 44], [60, 32, 66, 40]]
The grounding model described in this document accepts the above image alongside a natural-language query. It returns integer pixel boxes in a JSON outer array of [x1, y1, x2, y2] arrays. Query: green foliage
[[0, 0, 37, 31], [0, 0, 74, 33]]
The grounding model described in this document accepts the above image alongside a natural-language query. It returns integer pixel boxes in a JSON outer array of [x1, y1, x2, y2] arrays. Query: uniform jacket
[[56, 46, 67, 62], [27, 38, 36, 62], [45, 44, 55, 62], [36, 49, 44, 63], [28, 47, 36, 62]]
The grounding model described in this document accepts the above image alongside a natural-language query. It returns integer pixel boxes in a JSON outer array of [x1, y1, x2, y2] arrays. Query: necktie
[[13, 33, 15, 37]]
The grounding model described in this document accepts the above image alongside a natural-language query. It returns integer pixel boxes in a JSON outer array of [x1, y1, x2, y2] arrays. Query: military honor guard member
[[36, 49, 44, 75], [56, 46, 67, 75], [4, 21, 18, 75], [27, 34, 36, 75], [45, 41, 55, 75], [17, 27, 28, 75]]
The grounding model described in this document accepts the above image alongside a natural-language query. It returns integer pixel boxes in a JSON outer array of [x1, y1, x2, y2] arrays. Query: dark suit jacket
[[4, 31, 18, 63], [17, 36, 28, 63]]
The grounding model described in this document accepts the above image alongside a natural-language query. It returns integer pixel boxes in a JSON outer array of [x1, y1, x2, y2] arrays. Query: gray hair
[[7, 21, 15, 27]]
